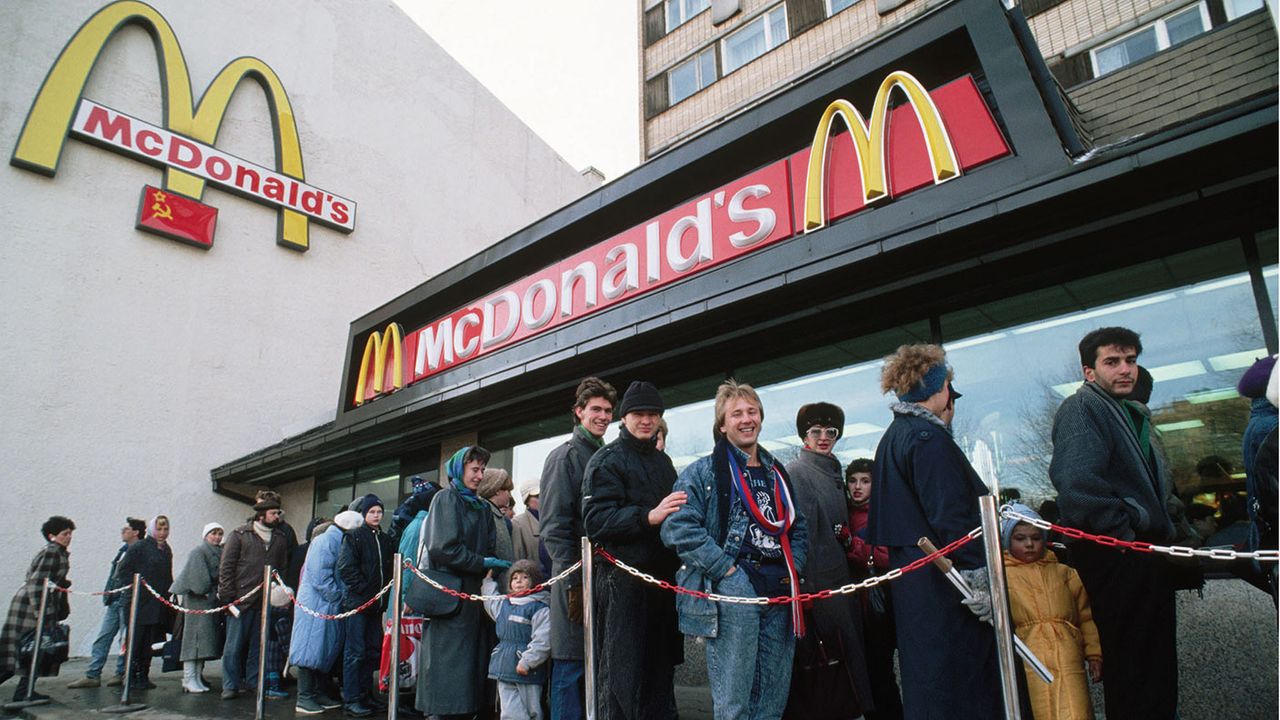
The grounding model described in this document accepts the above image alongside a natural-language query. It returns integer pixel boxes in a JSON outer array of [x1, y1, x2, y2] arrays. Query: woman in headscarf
[[113, 514, 174, 690], [415, 446, 501, 720], [0, 516, 75, 703], [170, 523, 224, 693]]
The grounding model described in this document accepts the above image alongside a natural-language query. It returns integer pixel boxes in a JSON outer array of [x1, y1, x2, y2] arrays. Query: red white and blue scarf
[[725, 445, 805, 637]]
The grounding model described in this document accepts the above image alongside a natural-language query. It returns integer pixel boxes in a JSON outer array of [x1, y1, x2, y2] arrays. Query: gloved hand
[[958, 567, 993, 624], [834, 522, 853, 550], [484, 557, 512, 571]]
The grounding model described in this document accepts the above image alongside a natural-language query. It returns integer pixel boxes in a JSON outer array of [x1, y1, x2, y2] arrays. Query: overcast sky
[[395, 1, 642, 183]]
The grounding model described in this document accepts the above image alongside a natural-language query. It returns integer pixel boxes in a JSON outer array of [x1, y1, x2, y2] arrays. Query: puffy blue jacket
[[289, 525, 346, 670]]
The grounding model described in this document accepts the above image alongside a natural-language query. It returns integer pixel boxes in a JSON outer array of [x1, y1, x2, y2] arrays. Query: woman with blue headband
[[415, 446, 504, 720]]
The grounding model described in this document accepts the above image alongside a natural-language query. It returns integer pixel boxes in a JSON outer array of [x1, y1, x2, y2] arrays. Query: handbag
[[161, 632, 183, 673], [784, 610, 861, 718], [18, 622, 70, 677], [404, 519, 462, 618], [864, 555, 891, 620]]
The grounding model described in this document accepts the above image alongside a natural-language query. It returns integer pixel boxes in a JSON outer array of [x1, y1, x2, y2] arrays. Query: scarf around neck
[[890, 401, 951, 434]]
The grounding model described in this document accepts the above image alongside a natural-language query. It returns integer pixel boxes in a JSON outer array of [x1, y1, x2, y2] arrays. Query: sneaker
[[105, 675, 124, 687], [265, 686, 290, 700], [295, 697, 325, 715], [316, 694, 343, 710], [221, 687, 242, 700], [67, 676, 101, 688], [343, 702, 374, 718]]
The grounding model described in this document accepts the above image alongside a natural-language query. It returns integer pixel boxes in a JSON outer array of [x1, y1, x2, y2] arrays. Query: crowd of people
[[0, 325, 1275, 720]]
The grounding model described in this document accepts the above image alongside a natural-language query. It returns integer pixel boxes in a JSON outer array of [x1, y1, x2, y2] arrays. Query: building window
[[1090, 3, 1211, 77], [669, 47, 718, 104], [1224, 0, 1266, 19], [827, 0, 860, 15], [667, 0, 711, 32], [313, 459, 401, 520], [722, 5, 789, 75]]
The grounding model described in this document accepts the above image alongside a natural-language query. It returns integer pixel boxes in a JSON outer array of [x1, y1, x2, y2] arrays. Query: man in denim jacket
[[661, 379, 807, 720]]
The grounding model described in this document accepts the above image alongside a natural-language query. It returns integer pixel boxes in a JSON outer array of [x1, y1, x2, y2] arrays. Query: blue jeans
[[704, 569, 796, 720], [341, 609, 381, 703], [85, 603, 127, 679], [550, 659, 584, 720], [221, 607, 262, 691]]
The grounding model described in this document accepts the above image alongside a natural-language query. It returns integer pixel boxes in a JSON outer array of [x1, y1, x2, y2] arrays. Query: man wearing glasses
[[784, 403, 874, 717]]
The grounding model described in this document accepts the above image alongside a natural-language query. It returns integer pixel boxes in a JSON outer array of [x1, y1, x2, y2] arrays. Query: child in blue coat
[[481, 559, 550, 720]]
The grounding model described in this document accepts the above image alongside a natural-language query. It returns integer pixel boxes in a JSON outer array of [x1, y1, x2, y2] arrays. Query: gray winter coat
[[415, 486, 496, 716], [170, 541, 222, 661], [1050, 382, 1175, 542], [786, 449, 873, 716], [538, 425, 602, 660]]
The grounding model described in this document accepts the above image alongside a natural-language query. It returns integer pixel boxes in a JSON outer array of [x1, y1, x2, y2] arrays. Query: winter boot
[[182, 661, 208, 693]]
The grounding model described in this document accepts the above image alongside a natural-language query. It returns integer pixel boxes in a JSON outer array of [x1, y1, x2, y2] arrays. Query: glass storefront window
[[314, 459, 401, 520]]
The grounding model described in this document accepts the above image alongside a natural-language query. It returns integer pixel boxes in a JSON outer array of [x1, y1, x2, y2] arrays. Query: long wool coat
[[785, 449, 874, 718], [0, 542, 70, 677], [538, 425, 601, 660], [170, 541, 223, 661], [289, 525, 347, 671], [415, 486, 495, 716], [1004, 550, 1101, 720]]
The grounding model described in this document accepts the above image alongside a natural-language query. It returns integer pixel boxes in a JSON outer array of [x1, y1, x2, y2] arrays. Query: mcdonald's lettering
[[10, 0, 356, 251], [350, 72, 1010, 406], [354, 324, 405, 406]]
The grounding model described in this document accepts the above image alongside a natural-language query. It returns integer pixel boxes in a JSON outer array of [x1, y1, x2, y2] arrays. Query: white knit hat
[[334, 510, 364, 531], [202, 522, 224, 541]]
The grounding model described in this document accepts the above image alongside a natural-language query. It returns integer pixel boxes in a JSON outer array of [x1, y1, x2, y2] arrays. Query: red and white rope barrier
[[402, 559, 582, 602], [49, 583, 131, 597], [140, 577, 263, 615], [999, 505, 1280, 562], [271, 570, 394, 620]]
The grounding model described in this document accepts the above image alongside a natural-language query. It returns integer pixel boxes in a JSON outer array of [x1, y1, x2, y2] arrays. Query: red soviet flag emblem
[[136, 185, 218, 248]]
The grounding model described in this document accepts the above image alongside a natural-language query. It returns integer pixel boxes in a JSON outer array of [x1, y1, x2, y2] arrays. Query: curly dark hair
[[41, 515, 76, 541], [845, 458, 874, 480]]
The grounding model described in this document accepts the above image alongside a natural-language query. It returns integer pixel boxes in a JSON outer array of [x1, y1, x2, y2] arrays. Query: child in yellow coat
[[1002, 504, 1102, 720]]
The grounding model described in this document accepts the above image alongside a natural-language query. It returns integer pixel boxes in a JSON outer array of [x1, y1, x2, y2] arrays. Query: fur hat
[[253, 497, 281, 512], [508, 558, 543, 586], [795, 402, 845, 439], [618, 381, 664, 416], [478, 469, 513, 500], [333, 510, 364, 531]]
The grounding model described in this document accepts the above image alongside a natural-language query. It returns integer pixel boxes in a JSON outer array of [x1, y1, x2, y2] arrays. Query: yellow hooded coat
[[1004, 549, 1102, 720]]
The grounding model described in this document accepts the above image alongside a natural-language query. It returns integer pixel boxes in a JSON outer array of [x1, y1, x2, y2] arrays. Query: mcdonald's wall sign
[[10, 1, 357, 251], [351, 71, 1010, 408]]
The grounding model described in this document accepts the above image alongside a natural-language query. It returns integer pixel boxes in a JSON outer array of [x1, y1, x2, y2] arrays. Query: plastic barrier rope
[[998, 505, 1280, 562], [271, 571, 394, 621], [402, 559, 583, 603], [595, 528, 984, 606], [140, 577, 263, 615], [48, 582, 131, 597]]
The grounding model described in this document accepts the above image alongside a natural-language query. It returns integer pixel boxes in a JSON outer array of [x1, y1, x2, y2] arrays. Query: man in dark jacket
[[337, 494, 395, 717], [1050, 327, 1177, 719], [784, 402, 874, 719], [390, 475, 440, 540], [113, 520, 173, 690], [218, 496, 289, 699], [582, 381, 686, 720], [867, 344, 1005, 719], [68, 517, 145, 688], [538, 376, 616, 720]]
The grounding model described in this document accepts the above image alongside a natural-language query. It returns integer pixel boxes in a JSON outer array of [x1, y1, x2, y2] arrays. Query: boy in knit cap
[[482, 559, 551, 720]]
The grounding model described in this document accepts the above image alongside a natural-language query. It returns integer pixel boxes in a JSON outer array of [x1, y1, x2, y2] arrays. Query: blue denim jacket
[[660, 441, 808, 638]]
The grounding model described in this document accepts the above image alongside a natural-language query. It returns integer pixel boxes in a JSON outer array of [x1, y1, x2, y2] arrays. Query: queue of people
[[1, 325, 1275, 720]]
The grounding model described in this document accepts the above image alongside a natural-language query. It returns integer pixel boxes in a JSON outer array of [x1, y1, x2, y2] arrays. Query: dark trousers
[[128, 623, 159, 686], [862, 593, 903, 720], [1072, 543, 1179, 719], [341, 609, 382, 703]]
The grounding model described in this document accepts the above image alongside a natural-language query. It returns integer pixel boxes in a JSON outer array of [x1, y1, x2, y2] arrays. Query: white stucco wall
[[0, 0, 598, 656]]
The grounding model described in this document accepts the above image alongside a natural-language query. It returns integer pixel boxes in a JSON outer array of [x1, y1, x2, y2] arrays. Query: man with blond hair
[[867, 344, 1004, 718], [662, 379, 808, 720]]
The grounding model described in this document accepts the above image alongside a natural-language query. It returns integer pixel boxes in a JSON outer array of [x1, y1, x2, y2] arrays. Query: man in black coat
[[113, 525, 173, 690], [337, 494, 395, 717], [538, 376, 616, 720], [582, 381, 687, 720]]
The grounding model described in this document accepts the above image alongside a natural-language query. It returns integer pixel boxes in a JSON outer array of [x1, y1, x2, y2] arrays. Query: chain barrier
[[595, 527, 984, 606], [402, 559, 583, 602], [139, 577, 263, 615], [48, 583, 130, 597], [271, 570, 395, 621], [998, 505, 1280, 562]]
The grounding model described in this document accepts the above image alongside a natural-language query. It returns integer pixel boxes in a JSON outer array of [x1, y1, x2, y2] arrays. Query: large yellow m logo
[[354, 324, 405, 407], [803, 71, 960, 232], [11, 0, 312, 250]]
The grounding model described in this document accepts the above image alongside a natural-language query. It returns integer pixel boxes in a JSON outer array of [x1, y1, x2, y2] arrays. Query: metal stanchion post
[[581, 536, 596, 720], [101, 573, 147, 713], [256, 565, 271, 720], [2, 579, 55, 710], [980, 495, 1021, 720], [387, 553, 403, 719]]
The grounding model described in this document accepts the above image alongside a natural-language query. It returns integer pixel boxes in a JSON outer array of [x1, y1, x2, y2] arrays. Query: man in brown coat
[[511, 482, 541, 569], [218, 496, 289, 699]]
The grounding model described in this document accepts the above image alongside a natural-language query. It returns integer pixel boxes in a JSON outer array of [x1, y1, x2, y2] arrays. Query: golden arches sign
[[354, 324, 405, 407], [803, 71, 961, 232], [11, 0, 315, 250]]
